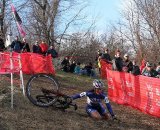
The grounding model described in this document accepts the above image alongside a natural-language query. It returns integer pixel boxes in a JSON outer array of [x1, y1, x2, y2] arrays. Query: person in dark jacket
[[10, 36, 22, 53], [61, 56, 70, 72], [112, 50, 124, 71], [131, 60, 140, 75], [21, 38, 30, 52], [123, 53, 133, 73], [46, 45, 58, 58], [0, 37, 5, 51], [84, 62, 93, 76], [101, 48, 112, 64], [32, 41, 41, 54], [69, 60, 76, 73]]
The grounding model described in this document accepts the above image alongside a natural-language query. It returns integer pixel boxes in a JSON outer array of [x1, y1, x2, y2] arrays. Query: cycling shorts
[[86, 103, 106, 116]]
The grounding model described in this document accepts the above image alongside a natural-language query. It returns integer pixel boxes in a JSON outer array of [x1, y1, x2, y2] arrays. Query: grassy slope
[[0, 72, 159, 130]]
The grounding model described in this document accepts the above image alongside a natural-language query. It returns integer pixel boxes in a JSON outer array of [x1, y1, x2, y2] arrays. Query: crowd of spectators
[[97, 48, 160, 78], [1, 35, 160, 79], [5, 36, 58, 59], [61, 56, 96, 77]]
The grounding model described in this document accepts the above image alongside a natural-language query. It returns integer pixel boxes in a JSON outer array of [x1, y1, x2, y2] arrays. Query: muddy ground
[[0, 72, 159, 130]]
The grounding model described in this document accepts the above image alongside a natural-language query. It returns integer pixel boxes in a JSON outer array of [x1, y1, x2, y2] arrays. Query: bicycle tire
[[26, 74, 59, 107]]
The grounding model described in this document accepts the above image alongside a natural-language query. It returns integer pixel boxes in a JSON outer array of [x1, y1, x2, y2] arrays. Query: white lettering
[[125, 81, 133, 88], [108, 85, 114, 90], [156, 99, 160, 107], [156, 88, 160, 96], [127, 92, 134, 97]]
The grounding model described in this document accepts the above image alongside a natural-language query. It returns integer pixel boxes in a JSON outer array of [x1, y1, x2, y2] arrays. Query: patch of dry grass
[[0, 72, 159, 130]]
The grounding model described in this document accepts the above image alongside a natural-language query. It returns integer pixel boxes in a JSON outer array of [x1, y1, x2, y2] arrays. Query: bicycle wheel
[[26, 74, 59, 107]]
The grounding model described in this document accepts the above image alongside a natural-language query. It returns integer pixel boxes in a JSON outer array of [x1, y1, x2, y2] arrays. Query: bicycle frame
[[40, 88, 77, 111]]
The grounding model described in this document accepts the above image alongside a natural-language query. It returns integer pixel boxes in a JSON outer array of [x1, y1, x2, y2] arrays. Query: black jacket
[[131, 65, 140, 75], [112, 57, 123, 71], [32, 45, 41, 53], [0, 38, 5, 51]]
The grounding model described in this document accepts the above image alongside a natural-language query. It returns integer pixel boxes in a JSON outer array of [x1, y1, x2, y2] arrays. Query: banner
[[0, 52, 55, 75], [106, 69, 160, 118], [100, 59, 112, 79], [11, 4, 26, 37]]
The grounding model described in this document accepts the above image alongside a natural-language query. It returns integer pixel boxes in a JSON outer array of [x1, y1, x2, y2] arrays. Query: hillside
[[0, 71, 159, 130]]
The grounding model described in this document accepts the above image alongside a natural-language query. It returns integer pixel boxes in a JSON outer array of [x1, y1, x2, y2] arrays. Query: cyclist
[[71, 79, 116, 120]]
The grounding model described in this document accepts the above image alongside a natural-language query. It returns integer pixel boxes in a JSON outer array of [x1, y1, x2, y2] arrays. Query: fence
[[0, 52, 55, 108], [100, 59, 160, 118], [0, 52, 24, 108]]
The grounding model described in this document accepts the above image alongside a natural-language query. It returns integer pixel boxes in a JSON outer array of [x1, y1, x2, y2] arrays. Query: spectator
[[101, 48, 112, 64], [21, 38, 30, 52], [69, 60, 76, 73], [32, 41, 41, 54], [84, 62, 93, 76], [39, 40, 48, 55], [74, 62, 81, 74], [156, 62, 160, 74], [0, 37, 5, 51], [97, 55, 102, 74], [46, 45, 58, 58], [10, 36, 22, 53], [95, 50, 102, 61], [112, 49, 123, 71], [142, 62, 158, 77], [131, 60, 140, 76], [61, 56, 70, 72], [95, 50, 103, 74], [140, 59, 146, 73], [123, 53, 133, 73]]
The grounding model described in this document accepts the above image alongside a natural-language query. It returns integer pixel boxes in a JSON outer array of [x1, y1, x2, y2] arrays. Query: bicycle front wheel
[[26, 74, 59, 107]]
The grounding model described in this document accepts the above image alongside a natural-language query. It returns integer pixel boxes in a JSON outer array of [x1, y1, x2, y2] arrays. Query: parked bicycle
[[26, 73, 77, 111]]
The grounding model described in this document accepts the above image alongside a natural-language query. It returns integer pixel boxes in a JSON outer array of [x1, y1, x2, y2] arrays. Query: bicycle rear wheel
[[26, 74, 59, 107]]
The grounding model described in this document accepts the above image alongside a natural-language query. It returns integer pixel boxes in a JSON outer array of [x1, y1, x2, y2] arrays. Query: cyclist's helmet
[[93, 79, 104, 89]]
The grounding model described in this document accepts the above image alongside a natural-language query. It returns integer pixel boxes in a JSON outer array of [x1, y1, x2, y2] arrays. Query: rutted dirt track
[[0, 72, 159, 130]]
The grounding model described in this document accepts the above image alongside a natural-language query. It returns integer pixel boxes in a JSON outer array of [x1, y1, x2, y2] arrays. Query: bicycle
[[26, 73, 77, 111]]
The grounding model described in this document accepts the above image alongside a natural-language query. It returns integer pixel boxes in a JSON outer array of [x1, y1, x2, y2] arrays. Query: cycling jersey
[[71, 89, 115, 117]]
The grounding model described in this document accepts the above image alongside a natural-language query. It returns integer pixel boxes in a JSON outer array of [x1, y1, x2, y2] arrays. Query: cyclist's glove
[[112, 115, 117, 121], [66, 97, 73, 104]]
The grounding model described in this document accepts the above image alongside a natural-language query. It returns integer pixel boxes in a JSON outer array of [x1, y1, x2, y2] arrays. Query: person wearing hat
[[142, 62, 158, 77]]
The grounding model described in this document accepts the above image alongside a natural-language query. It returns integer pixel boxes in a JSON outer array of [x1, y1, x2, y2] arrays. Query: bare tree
[[111, 0, 160, 63]]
